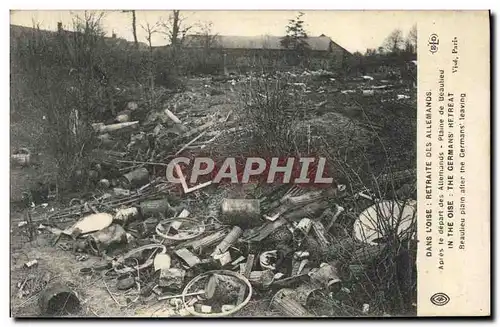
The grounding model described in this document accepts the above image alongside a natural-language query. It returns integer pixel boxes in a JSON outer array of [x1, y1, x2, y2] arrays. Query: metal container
[[221, 199, 261, 228], [120, 167, 149, 189], [38, 283, 80, 315], [270, 288, 312, 317], [293, 281, 322, 307], [140, 198, 175, 218], [308, 262, 342, 294], [248, 270, 275, 289]]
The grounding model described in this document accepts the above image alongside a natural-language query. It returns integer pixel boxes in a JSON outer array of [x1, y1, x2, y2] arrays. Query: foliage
[[240, 75, 307, 156], [280, 12, 310, 66], [383, 29, 405, 53]]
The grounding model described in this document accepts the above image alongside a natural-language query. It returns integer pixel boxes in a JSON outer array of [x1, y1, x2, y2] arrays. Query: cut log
[[188, 229, 228, 251], [242, 254, 255, 278], [93, 121, 139, 134], [237, 254, 255, 303], [211, 226, 242, 256], [243, 218, 287, 242], [282, 200, 330, 222], [175, 248, 201, 267]]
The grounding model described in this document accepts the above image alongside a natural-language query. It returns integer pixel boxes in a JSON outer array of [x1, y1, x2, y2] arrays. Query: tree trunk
[[171, 10, 180, 46], [132, 10, 138, 48]]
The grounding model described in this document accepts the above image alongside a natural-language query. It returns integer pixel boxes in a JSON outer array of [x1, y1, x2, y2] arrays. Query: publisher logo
[[430, 292, 450, 306], [428, 34, 439, 54]]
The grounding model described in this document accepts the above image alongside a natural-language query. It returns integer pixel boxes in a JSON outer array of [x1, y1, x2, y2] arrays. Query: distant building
[[10, 24, 148, 50], [180, 34, 352, 71]]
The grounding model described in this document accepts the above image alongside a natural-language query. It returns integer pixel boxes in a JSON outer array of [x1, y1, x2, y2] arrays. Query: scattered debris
[[92, 121, 139, 134], [159, 268, 186, 289], [308, 262, 342, 294], [175, 248, 201, 267], [88, 224, 128, 255], [13, 68, 416, 318], [248, 270, 274, 289], [114, 207, 139, 224], [212, 226, 242, 257], [154, 253, 172, 271], [64, 213, 114, 236], [114, 244, 166, 274], [270, 288, 312, 317], [11, 148, 31, 167], [24, 259, 38, 269], [182, 270, 252, 317]]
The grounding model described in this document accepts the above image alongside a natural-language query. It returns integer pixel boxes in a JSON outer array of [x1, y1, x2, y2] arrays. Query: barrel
[[140, 198, 175, 218], [221, 199, 261, 228], [120, 167, 149, 189]]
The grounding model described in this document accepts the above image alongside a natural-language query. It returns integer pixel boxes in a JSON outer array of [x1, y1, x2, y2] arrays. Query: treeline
[[344, 26, 417, 78]]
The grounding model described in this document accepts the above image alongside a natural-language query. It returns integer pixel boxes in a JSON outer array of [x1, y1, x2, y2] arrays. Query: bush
[[240, 75, 308, 156], [11, 15, 111, 193]]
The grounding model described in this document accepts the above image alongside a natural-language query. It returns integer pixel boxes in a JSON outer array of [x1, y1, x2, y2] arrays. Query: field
[[10, 22, 417, 318]]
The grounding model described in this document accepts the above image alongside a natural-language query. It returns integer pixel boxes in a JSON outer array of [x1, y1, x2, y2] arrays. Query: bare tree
[[122, 10, 138, 48], [141, 22, 160, 50], [383, 29, 405, 53], [406, 24, 417, 54], [67, 11, 107, 77], [195, 21, 218, 50], [141, 22, 160, 109], [365, 48, 377, 56], [161, 10, 192, 47]]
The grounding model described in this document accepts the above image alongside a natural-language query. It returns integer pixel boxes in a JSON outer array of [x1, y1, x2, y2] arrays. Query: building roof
[[183, 34, 351, 54], [10, 24, 148, 50]]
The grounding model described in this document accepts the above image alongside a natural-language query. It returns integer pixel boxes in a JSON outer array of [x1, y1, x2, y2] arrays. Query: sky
[[10, 10, 418, 53]]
